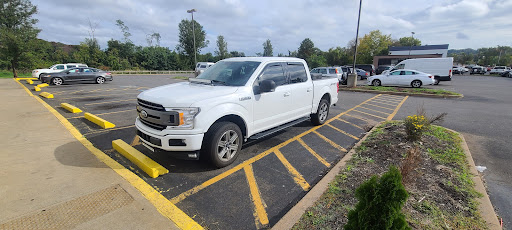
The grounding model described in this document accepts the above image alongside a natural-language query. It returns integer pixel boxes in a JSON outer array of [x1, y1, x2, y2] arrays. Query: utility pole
[[187, 9, 197, 67], [348, 0, 362, 88]]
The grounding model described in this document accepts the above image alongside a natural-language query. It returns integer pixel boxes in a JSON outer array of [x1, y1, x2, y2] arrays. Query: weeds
[[400, 146, 422, 185], [404, 106, 447, 141]]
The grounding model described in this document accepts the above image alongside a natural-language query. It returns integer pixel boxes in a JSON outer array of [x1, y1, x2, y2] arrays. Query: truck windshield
[[197, 61, 260, 86]]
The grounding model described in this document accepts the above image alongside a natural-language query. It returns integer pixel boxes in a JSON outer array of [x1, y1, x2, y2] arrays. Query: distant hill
[[448, 48, 478, 55]]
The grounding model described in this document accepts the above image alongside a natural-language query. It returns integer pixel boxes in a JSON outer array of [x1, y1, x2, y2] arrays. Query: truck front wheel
[[202, 121, 242, 168], [311, 98, 330, 125]]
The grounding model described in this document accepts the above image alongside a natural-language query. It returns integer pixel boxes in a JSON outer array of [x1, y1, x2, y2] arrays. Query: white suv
[[32, 63, 88, 80], [194, 62, 215, 77]]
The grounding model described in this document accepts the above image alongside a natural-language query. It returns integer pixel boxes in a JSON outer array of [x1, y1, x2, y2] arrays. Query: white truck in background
[[32, 63, 88, 80], [386, 58, 453, 85], [135, 57, 339, 167]]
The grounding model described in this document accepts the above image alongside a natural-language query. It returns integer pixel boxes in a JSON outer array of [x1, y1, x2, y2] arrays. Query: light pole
[[408, 32, 415, 56], [187, 9, 197, 67], [348, 0, 362, 88]]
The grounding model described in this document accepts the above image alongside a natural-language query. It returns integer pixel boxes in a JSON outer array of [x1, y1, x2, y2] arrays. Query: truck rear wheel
[[202, 121, 242, 168], [311, 98, 329, 125]]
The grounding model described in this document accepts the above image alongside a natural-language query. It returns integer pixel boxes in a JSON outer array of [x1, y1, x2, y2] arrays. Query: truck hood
[[137, 82, 239, 108]]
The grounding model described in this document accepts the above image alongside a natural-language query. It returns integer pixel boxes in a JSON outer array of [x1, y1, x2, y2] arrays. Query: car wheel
[[96, 76, 105, 84], [39, 73, 47, 81], [412, 80, 422, 88], [372, 79, 381, 86], [202, 122, 242, 168], [52, 77, 63, 86], [311, 98, 330, 125], [434, 79, 440, 85]]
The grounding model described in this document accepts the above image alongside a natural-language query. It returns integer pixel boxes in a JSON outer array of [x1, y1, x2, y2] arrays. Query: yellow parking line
[[53, 86, 139, 95], [313, 131, 348, 152], [336, 118, 364, 130], [84, 99, 136, 106], [326, 124, 359, 140], [68, 109, 134, 119], [386, 96, 408, 121], [60, 92, 140, 100], [370, 98, 400, 106], [297, 138, 330, 167], [343, 113, 372, 122], [274, 150, 310, 191], [13, 79, 203, 230], [352, 110, 386, 120], [171, 94, 381, 204], [131, 135, 141, 146], [381, 94, 404, 99], [378, 96, 403, 101], [358, 106, 391, 115], [244, 165, 269, 227], [363, 102, 395, 111]]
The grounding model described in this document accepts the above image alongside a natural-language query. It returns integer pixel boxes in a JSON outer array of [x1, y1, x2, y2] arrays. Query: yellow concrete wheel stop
[[84, 112, 115, 129], [26, 79, 34, 84], [34, 86, 41, 91], [37, 83, 49, 88], [61, 103, 82, 113], [39, 92, 54, 99], [112, 139, 169, 178]]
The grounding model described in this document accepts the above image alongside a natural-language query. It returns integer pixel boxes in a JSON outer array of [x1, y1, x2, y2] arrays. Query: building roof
[[389, 44, 449, 51]]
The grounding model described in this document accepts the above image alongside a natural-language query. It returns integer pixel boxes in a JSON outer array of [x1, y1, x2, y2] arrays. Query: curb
[[273, 124, 500, 230], [444, 127, 501, 230], [272, 125, 379, 230], [339, 88, 464, 99]]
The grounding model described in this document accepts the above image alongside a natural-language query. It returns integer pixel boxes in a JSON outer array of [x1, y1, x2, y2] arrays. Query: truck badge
[[140, 110, 148, 118]]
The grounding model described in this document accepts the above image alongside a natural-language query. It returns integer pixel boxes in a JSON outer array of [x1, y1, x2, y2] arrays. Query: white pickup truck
[[135, 57, 339, 167]]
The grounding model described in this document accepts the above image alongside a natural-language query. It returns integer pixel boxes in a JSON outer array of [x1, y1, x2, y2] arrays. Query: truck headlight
[[168, 107, 200, 129]]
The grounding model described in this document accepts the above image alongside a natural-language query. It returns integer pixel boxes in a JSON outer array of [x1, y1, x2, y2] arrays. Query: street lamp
[[187, 9, 197, 67], [408, 32, 415, 56]]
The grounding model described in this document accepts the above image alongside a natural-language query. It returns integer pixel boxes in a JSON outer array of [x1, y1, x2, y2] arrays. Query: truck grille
[[140, 118, 167, 131], [137, 130, 162, 146], [138, 99, 165, 111]]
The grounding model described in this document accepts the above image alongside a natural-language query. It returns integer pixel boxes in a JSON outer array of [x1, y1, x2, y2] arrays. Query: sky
[[32, 0, 512, 56]]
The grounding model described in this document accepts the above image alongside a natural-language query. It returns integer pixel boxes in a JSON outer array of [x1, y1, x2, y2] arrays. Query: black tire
[[311, 98, 330, 125], [372, 79, 381, 86], [96, 76, 106, 84], [52, 77, 63, 85], [434, 78, 440, 85], [202, 121, 242, 168], [411, 80, 422, 88], [39, 73, 47, 81]]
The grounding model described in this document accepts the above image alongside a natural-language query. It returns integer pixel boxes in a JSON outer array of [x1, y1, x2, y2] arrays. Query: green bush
[[345, 166, 410, 230]]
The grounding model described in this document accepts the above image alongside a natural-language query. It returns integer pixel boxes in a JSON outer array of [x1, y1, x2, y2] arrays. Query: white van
[[387, 58, 453, 85], [194, 62, 215, 77]]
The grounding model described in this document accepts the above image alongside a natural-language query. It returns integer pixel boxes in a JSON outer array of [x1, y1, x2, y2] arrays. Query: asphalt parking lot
[[20, 75, 408, 229]]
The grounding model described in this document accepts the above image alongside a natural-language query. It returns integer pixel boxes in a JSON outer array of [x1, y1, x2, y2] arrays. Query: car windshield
[[196, 61, 260, 86]]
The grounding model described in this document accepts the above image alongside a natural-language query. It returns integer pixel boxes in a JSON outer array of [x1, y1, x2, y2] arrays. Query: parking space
[[18, 76, 408, 229]]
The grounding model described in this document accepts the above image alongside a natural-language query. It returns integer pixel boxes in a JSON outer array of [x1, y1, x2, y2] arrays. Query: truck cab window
[[288, 63, 308, 83], [259, 64, 286, 86]]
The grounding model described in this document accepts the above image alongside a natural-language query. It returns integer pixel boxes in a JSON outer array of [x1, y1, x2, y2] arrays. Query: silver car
[[310, 67, 344, 83], [41, 67, 113, 85]]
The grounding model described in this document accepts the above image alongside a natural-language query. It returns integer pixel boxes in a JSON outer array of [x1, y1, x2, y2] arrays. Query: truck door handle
[[307, 88, 312, 92], [284, 92, 291, 97]]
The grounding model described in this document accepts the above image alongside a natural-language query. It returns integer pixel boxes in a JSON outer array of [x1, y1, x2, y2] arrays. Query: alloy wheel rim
[[319, 103, 328, 121], [54, 78, 62, 85], [97, 77, 105, 83], [217, 130, 239, 162]]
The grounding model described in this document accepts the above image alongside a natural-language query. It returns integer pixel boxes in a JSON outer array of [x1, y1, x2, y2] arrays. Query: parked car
[[376, 65, 393, 75], [388, 58, 453, 85], [32, 63, 88, 80], [452, 66, 468, 75], [135, 57, 339, 167], [310, 66, 344, 83], [499, 70, 512, 78], [195, 62, 215, 77], [490, 66, 508, 74], [470, 66, 486, 75], [367, 69, 434, 88], [355, 68, 369, 80], [40, 67, 112, 85], [355, 64, 375, 76]]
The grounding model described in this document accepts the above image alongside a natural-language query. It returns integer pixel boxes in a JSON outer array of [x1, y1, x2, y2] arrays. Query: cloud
[[456, 32, 469, 40], [429, 0, 490, 18]]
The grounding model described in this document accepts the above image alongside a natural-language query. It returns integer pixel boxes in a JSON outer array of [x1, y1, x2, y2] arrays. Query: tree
[[230, 51, 245, 57], [215, 35, 229, 60], [326, 46, 350, 66], [262, 39, 273, 57], [396, 36, 421, 47], [146, 32, 161, 47], [0, 0, 40, 77], [176, 19, 209, 68], [356, 30, 393, 64], [115, 19, 132, 43], [297, 38, 315, 60], [345, 166, 410, 230]]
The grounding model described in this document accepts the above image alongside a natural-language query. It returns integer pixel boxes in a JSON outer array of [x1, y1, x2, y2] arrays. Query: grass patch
[[173, 76, 189, 80], [0, 70, 32, 78], [354, 86, 461, 96]]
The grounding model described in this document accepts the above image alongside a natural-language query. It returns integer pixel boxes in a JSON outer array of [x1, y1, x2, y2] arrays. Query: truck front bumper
[[135, 118, 204, 152]]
